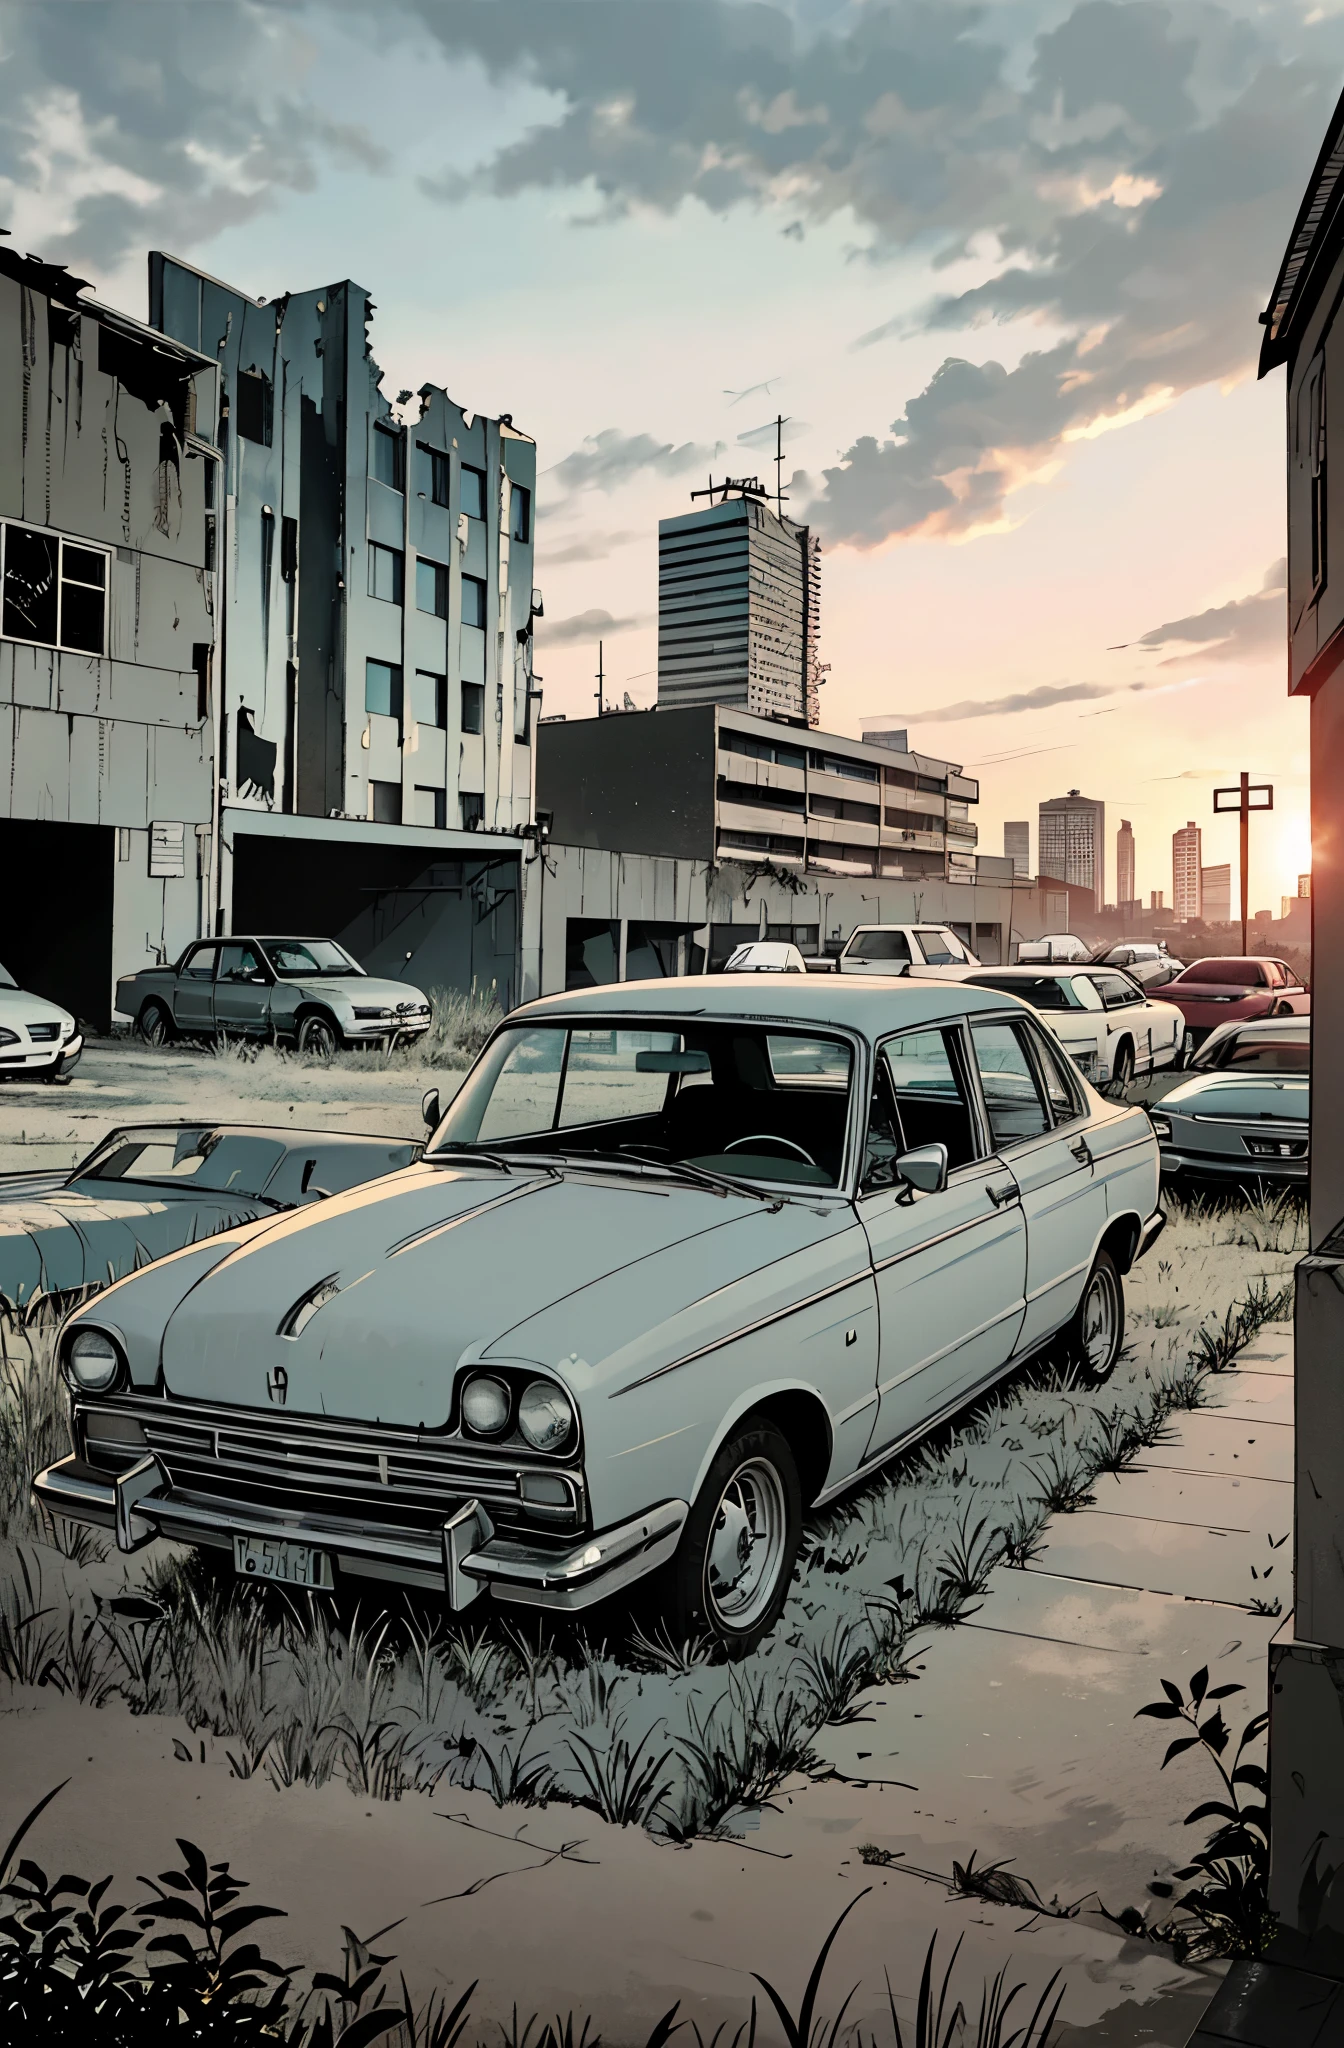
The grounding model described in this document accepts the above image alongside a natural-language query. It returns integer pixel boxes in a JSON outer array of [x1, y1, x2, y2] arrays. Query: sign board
[[149, 820, 186, 878]]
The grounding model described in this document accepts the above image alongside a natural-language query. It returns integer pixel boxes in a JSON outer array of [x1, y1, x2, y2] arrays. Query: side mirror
[[896, 1143, 949, 1195], [422, 1087, 441, 1131]]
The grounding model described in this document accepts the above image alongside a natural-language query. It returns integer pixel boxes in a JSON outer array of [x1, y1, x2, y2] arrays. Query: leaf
[[1189, 1666, 1209, 1705], [1233, 1764, 1269, 1791], [1184, 1800, 1241, 1828], [108, 1597, 164, 1622], [172, 1739, 193, 1762], [175, 1840, 211, 1896], [644, 2005, 683, 2048], [1161, 1679, 1184, 1708], [1205, 1684, 1244, 1701], [215, 1901, 287, 1943], [1136, 1701, 1183, 1720], [1199, 1711, 1230, 1756], [332, 2010, 410, 2048], [0, 1780, 68, 1886], [1147, 1880, 1175, 1898], [1162, 1736, 1201, 1769]]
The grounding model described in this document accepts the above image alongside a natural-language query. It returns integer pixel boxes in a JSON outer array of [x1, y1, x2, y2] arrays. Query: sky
[[1, 0, 1334, 908]]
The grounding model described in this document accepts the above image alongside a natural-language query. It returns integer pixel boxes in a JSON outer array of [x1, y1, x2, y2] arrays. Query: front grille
[[26, 1023, 60, 1042], [112, 1400, 581, 1536]]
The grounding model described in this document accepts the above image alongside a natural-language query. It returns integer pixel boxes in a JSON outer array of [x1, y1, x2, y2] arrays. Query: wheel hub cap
[[705, 1458, 787, 1629]]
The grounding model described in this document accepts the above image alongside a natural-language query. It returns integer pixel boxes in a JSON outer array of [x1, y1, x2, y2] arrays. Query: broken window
[[423, 446, 451, 508], [461, 465, 486, 521], [412, 670, 446, 727], [461, 573, 486, 629], [371, 423, 405, 492], [416, 556, 450, 619], [368, 543, 403, 605], [511, 484, 531, 544], [365, 660, 403, 720], [461, 680, 484, 735], [236, 368, 272, 446], [461, 791, 484, 828], [0, 523, 108, 654], [369, 780, 402, 825]]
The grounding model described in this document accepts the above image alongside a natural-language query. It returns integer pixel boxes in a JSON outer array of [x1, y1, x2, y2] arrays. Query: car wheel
[[1112, 1040, 1135, 1087], [1068, 1249, 1124, 1383], [297, 1011, 340, 1060], [137, 1001, 173, 1047], [664, 1417, 801, 1656]]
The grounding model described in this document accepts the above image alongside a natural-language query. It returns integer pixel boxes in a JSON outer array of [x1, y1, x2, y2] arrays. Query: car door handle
[[1070, 1138, 1092, 1164], [987, 1179, 1018, 1208]]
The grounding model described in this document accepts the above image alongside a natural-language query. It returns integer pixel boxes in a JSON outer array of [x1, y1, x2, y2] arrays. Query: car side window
[[970, 1020, 1051, 1149], [217, 944, 262, 983], [1091, 972, 1135, 1010], [874, 1026, 981, 1174], [181, 945, 218, 981], [1023, 1020, 1085, 1124]]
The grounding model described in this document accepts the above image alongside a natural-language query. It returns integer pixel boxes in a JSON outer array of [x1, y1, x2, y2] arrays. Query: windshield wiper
[[425, 1145, 519, 1176], [533, 1146, 777, 1203]]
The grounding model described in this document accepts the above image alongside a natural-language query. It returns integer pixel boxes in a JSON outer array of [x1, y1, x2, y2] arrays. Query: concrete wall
[[0, 254, 219, 1023]]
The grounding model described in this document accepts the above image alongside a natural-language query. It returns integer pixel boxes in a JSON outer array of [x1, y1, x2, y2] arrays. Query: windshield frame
[[426, 1010, 869, 1197], [68, 1123, 288, 1203]]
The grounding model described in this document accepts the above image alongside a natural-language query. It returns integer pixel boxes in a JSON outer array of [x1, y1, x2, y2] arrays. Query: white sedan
[[722, 941, 808, 973], [0, 960, 83, 1082], [38, 977, 1162, 1653], [965, 965, 1184, 1086]]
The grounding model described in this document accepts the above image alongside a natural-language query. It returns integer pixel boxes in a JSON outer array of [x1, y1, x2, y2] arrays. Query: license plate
[[233, 1533, 333, 1589]]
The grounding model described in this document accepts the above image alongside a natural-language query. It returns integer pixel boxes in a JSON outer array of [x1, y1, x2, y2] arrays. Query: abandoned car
[[1, 1123, 423, 1302], [0, 959, 82, 1082], [115, 936, 432, 1056], [1149, 1016, 1310, 1182], [963, 964, 1184, 1086], [37, 978, 1163, 1651]]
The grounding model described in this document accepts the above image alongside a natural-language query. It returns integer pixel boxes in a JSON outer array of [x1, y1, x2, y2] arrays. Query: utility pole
[[772, 414, 790, 520], [594, 640, 605, 718], [1213, 771, 1274, 954]]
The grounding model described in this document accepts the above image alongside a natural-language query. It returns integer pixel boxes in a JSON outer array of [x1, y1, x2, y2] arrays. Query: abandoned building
[[0, 239, 220, 1027], [147, 253, 536, 1005]]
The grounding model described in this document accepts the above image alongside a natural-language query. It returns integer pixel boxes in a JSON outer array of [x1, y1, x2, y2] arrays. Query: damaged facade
[[149, 255, 535, 1005], [0, 241, 219, 1027]]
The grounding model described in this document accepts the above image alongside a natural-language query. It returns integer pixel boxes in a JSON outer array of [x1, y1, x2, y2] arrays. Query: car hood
[[157, 1163, 765, 1426], [0, 986, 72, 1027], [0, 1187, 264, 1298], [285, 975, 428, 1008], [1162, 1073, 1309, 1122]]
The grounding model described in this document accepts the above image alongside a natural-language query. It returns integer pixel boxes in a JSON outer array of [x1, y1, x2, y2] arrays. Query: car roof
[[1211, 1016, 1310, 1038], [516, 974, 1017, 1031], [972, 965, 1085, 977]]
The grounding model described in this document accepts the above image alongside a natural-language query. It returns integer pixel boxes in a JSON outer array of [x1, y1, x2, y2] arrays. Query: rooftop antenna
[[772, 414, 791, 519], [689, 474, 770, 506], [594, 639, 605, 717]]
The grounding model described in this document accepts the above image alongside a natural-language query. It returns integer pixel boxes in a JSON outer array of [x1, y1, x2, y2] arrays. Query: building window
[[371, 423, 405, 492], [461, 791, 484, 829], [412, 670, 447, 727], [368, 543, 403, 605], [511, 484, 531, 543], [461, 465, 486, 521], [0, 523, 108, 655], [416, 556, 450, 618], [1309, 357, 1327, 595], [280, 516, 298, 583], [416, 786, 447, 830], [369, 780, 402, 825], [461, 573, 487, 629], [461, 680, 485, 734], [423, 446, 451, 507], [236, 368, 272, 446], [365, 659, 403, 720]]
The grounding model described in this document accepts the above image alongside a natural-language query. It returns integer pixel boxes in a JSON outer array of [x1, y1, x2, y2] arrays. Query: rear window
[[1222, 1040, 1310, 1072], [1178, 959, 1268, 986], [80, 1127, 286, 1198], [848, 929, 911, 962], [968, 975, 1081, 1012]]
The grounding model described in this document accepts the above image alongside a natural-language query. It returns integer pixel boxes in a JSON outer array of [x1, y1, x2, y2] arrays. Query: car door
[[171, 943, 218, 1031], [969, 1015, 1109, 1355], [857, 1021, 1026, 1459], [1081, 970, 1142, 1076], [214, 942, 272, 1037]]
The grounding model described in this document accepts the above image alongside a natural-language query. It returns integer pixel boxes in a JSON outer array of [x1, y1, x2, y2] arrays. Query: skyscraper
[[1004, 821, 1030, 876], [1117, 819, 1136, 909], [1201, 863, 1232, 923], [1173, 821, 1203, 921], [1038, 790, 1105, 907], [657, 489, 822, 724]]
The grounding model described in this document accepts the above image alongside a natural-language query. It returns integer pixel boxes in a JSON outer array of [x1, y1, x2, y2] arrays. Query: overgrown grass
[[183, 984, 503, 1083], [0, 1195, 1301, 1849]]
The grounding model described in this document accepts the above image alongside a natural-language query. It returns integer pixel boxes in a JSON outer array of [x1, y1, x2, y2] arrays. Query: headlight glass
[[517, 1378, 574, 1453], [66, 1328, 123, 1394], [461, 1374, 511, 1436]]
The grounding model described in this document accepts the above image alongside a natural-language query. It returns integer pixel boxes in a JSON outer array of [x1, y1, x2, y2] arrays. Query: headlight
[[65, 1328, 124, 1394], [1150, 1114, 1172, 1141], [0, 1027, 18, 1046], [517, 1378, 574, 1453], [461, 1374, 511, 1436]]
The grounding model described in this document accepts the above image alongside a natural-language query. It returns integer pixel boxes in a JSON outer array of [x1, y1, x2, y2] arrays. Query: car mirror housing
[[896, 1143, 949, 1195], [422, 1088, 441, 1130]]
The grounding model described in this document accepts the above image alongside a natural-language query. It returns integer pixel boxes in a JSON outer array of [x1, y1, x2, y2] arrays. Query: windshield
[[915, 928, 966, 964], [262, 940, 364, 979], [0, 960, 15, 989], [77, 1126, 286, 1198], [1195, 1032, 1310, 1074], [1176, 959, 1267, 986], [968, 974, 1082, 1013], [432, 1020, 855, 1187]]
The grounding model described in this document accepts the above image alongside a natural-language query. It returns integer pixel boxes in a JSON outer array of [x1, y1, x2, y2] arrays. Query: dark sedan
[[115, 937, 432, 1057], [1150, 1019, 1309, 1184], [1163, 956, 1309, 1060]]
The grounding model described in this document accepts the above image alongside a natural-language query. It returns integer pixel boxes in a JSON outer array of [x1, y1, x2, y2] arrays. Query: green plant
[[887, 1933, 1064, 2048], [1136, 1664, 1274, 1962], [565, 1718, 675, 1827], [1027, 1444, 1095, 1516], [751, 1891, 867, 2048]]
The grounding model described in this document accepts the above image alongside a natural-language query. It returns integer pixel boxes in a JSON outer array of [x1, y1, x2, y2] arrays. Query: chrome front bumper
[[32, 1453, 687, 1611]]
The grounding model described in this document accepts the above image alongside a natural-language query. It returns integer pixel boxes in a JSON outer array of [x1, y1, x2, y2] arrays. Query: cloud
[[537, 606, 644, 644], [547, 429, 716, 493], [540, 529, 642, 565], [902, 675, 1175, 723], [1116, 558, 1287, 664]]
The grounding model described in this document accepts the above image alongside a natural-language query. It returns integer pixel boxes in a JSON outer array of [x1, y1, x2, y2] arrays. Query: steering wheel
[[723, 1134, 819, 1168]]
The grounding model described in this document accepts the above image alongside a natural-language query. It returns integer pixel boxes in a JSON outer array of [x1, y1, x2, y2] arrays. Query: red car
[[1165, 957, 1310, 1061]]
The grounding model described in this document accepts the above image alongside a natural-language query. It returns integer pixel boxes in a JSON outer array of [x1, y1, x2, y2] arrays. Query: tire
[[1112, 1040, 1135, 1088], [662, 1416, 802, 1656], [137, 1001, 173, 1047], [1067, 1249, 1124, 1383], [297, 1011, 340, 1060]]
